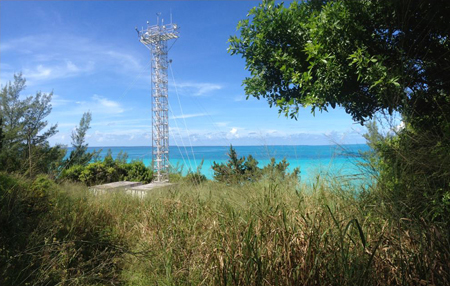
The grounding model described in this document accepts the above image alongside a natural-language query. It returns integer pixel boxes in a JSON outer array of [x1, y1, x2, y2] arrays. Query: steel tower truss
[[138, 19, 179, 183]]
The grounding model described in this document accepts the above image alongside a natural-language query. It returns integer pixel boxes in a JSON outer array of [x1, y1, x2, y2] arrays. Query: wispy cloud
[[51, 94, 126, 118], [23, 60, 95, 83], [51, 94, 73, 107], [1, 34, 146, 85], [234, 95, 247, 102], [174, 82, 222, 96], [227, 127, 240, 139], [92, 94, 124, 113], [171, 113, 207, 119], [215, 122, 229, 127]]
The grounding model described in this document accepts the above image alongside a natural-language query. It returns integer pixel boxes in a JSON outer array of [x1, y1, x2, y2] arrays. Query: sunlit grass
[[1, 173, 448, 285]]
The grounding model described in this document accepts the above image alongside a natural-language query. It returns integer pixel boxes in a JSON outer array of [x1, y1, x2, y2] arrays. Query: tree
[[65, 111, 100, 167], [212, 145, 299, 184], [229, 0, 450, 126], [0, 73, 62, 175], [212, 145, 255, 184], [0, 73, 28, 172], [22, 92, 58, 177], [229, 0, 450, 222], [0, 117, 4, 151]]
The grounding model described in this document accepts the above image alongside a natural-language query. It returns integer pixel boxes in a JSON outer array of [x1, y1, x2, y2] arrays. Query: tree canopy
[[229, 0, 450, 128], [230, 0, 450, 222], [0, 73, 63, 175]]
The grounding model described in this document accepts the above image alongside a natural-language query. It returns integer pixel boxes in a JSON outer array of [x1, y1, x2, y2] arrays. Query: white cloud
[[215, 122, 229, 127], [51, 94, 72, 107], [227, 127, 240, 139], [174, 82, 222, 96], [92, 94, 123, 111], [50, 94, 126, 118], [1, 34, 146, 85], [49, 123, 366, 147], [171, 113, 207, 119], [105, 50, 141, 72], [234, 95, 247, 102], [66, 60, 80, 72], [26, 65, 52, 80], [23, 60, 94, 83]]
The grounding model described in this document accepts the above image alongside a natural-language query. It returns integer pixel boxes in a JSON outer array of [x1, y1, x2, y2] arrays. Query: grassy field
[[1, 173, 449, 285]]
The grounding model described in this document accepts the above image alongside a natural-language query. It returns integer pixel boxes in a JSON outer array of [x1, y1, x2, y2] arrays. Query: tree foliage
[[229, 0, 450, 126], [0, 117, 4, 150], [212, 145, 260, 184], [0, 73, 64, 176], [23, 91, 58, 176], [61, 150, 153, 186], [212, 145, 299, 184], [230, 0, 450, 223], [65, 111, 100, 168]]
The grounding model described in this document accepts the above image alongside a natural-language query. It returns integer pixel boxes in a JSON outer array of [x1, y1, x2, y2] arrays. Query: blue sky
[[1, 1, 367, 147]]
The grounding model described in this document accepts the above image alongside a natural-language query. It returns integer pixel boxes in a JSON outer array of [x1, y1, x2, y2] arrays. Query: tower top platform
[[138, 23, 179, 46]]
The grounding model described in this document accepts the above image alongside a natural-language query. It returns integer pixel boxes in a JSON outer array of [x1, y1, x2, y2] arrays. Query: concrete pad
[[130, 182, 173, 191], [92, 181, 142, 189], [90, 181, 174, 198], [126, 182, 174, 198], [90, 181, 143, 193]]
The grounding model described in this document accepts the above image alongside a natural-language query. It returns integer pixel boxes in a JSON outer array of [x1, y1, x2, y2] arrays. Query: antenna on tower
[[136, 15, 179, 183], [156, 12, 161, 26]]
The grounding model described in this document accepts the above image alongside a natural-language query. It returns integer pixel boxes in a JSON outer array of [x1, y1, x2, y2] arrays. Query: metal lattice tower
[[137, 16, 179, 183]]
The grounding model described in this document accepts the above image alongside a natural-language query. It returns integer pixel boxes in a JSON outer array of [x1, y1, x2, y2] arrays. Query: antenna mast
[[137, 15, 179, 183]]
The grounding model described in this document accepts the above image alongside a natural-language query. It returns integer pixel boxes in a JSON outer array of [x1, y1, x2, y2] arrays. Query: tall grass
[[1, 173, 449, 285]]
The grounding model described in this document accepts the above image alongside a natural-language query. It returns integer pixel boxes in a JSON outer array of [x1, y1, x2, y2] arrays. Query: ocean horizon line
[[65, 143, 368, 149]]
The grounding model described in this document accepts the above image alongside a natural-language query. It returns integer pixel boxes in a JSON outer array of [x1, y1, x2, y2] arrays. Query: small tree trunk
[[28, 137, 32, 178]]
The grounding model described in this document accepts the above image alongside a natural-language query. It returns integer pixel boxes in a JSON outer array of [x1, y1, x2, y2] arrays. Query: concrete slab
[[90, 181, 143, 194], [130, 182, 173, 190], [126, 182, 174, 198], [92, 181, 143, 189], [90, 181, 174, 198]]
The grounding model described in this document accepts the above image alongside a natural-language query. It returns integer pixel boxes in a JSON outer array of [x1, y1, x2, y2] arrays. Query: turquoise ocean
[[73, 144, 370, 182]]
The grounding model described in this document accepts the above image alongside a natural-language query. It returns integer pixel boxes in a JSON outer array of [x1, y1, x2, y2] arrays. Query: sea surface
[[68, 144, 371, 183]]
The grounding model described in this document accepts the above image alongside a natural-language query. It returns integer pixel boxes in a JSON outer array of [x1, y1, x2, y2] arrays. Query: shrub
[[123, 160, 153, 183], [60, 164, 85, 182], [61, 158, 154, 186], [185, 172, 208, 184], [79, 161, 126, 186], [30, 174, 56, 197], [212, 145, 300, 184], [212, 145, 261, 184], [363, 120, 450, 225], [262, 157, 300, 181], [0, 173, 126, 285]]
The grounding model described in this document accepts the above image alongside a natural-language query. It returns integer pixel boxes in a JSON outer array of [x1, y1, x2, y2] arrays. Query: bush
[[212, 145, 260, 184], [212, 145, 300, 184], [60, 164, 85, 182], [0, 173, 126, 285], [123, 161, 153, 183], [79, 161, 126, 186], [0, 174, 56, 284], [363, 120, 450, 225], [185, 172, 208, 184], [61, 156, 154, 186], [262, 157, 300, 181], [31, 174, 56, 197]]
